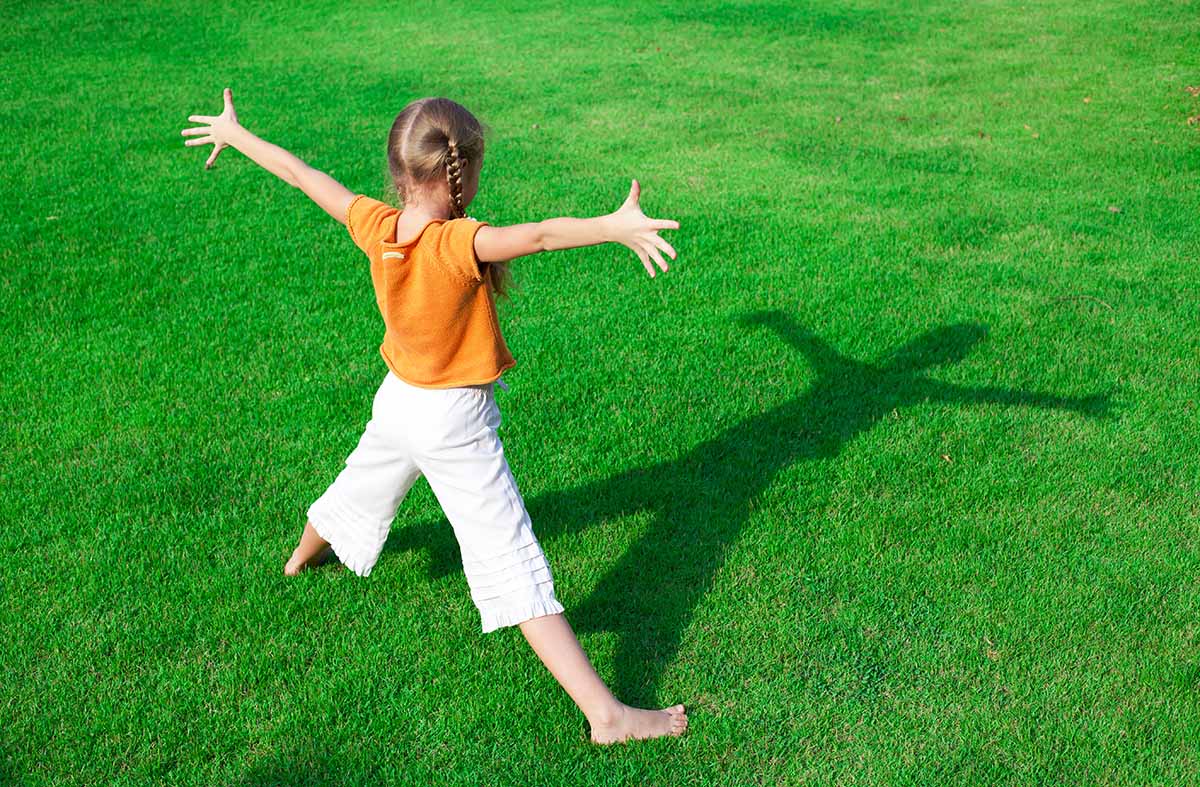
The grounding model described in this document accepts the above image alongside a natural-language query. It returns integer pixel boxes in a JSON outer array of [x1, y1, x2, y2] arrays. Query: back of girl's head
[[387, 97, 484, 219], [386, 98, 509, 297]]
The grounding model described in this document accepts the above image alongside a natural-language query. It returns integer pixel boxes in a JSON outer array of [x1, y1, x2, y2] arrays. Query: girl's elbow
[[282, 166, 303, 189], [532, 224, 553, 253]]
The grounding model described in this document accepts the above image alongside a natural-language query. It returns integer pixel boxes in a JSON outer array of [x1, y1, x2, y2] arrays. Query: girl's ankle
[[587, 701, 624, 728]]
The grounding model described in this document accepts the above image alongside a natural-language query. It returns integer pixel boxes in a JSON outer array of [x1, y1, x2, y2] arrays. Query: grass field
[[3, 0, 1198, 784]]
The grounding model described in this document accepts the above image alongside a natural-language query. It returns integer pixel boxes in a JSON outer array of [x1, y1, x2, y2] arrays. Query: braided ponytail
[[386, 97, 511, 296], [446, 141, 465, 219]]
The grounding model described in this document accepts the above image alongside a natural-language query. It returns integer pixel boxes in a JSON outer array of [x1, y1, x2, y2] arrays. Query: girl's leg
[[289, 372, 423, 578], [284, 521, 331, 575], [414, 383, 687, 743], [518, 612, 688, 744]]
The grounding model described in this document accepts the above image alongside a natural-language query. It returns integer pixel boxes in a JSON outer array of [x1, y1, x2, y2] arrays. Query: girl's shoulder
[[424, 216, 490, 285], [346, 195, 401, 254]]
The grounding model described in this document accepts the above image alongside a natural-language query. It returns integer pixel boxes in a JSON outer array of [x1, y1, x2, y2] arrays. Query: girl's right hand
[[181, 87, 242, 169], [607, 180, 679, 277]]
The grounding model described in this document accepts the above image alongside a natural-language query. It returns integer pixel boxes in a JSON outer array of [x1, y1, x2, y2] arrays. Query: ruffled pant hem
[[479, 594, 565, 634], [306, 492, 389, 578]]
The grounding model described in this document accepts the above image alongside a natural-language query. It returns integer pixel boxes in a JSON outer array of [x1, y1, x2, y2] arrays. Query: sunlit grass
[[2, 1, 1198, 784]]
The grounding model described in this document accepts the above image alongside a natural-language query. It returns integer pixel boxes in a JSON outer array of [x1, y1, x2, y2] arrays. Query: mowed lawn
[[2, 0, 1198, 784]]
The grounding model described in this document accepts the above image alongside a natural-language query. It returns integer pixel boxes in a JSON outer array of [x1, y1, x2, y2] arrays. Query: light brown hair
[[386, 98, 510, 296]]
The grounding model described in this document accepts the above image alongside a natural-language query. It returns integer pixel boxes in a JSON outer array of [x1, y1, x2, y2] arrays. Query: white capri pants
[[306, 370, 564, 633]]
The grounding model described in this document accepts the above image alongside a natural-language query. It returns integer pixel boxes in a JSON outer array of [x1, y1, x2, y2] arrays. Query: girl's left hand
[[181, 88, 241, 169], [607, 179, 679, 277]]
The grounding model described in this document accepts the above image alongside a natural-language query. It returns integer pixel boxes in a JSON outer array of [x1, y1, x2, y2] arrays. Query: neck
[[392, 195, 456, 244], [402, 197, 453, 222]]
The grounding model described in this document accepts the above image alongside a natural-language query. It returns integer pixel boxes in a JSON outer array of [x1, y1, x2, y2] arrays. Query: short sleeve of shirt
[[434, 218, 490, 284], [345, 195, 399, 254]]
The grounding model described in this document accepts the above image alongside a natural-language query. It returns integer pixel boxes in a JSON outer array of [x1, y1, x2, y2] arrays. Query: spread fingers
[[651, 233, 676, 260], [642, 241, 669, 273], [634, 246, 655, 277]]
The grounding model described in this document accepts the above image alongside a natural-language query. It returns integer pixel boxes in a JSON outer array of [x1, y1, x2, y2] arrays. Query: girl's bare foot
[[589, 703, 688, 744], [516, 614, 686, 745], [283, 544, 333, 576], [283, 521, 333, 576]]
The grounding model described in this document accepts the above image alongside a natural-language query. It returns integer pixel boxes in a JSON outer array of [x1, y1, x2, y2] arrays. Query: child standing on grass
[[181, 89, 686, 744]]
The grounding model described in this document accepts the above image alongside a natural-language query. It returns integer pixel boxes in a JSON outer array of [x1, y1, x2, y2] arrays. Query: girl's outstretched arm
[[473, 180, 679, 277], [181, 88, 355, 224]]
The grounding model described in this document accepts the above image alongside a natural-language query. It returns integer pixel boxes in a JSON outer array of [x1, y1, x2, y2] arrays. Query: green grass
[[2, 0, 1198, 784]]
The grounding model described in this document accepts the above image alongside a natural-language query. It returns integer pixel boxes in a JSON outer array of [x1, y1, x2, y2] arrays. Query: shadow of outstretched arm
[[914, 378, 1113, 420], [739, 310, 842, 374]]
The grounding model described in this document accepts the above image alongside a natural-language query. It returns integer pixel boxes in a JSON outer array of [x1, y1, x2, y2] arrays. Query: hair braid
[[446, 141, 465, 219]]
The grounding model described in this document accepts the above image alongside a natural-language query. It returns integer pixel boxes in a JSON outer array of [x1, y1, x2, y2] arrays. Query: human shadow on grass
[[383, 311, 1110, 705], [237, 744, 336, 787]]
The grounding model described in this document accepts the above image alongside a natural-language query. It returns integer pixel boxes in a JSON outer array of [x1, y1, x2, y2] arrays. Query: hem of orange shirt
[[379, 354, 518, 390]]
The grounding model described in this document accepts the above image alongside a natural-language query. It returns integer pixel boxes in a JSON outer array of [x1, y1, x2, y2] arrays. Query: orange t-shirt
[[344, 195, 516, 388]]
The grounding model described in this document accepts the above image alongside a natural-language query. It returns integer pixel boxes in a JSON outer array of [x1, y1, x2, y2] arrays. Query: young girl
[[181, 90, 686, 744]]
